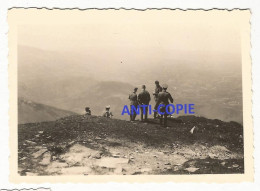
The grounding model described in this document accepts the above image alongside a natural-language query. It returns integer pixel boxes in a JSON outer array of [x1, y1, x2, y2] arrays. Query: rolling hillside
[[18, 98, 77, 124]]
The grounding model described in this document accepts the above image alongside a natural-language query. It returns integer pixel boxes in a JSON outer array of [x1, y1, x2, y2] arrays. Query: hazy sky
[[17, 10, 242, 69]]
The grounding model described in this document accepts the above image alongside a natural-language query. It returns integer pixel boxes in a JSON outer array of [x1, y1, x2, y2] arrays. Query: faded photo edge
[[8, 8, 253, 183]]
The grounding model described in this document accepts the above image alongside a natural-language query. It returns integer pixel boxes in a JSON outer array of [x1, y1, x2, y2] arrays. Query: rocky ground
[[18, 115, 244, 175]]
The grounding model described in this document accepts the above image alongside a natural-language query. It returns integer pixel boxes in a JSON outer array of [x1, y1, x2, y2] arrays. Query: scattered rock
[[32, 148, 48, 158], [232, 164, 239, 168], [209, 153, 217, 159], [25, 172, 38, 176], [38, 131, 44, 134], [185, 167, 199, 173], [25, 140, 37, 146], [60, 166, 92, 175], [173, 166, 179, 171], [164, 162, 171, 165], [114, 167, 123, 174], [140, 168, 152, 173], [190, 126, 196, 134], [221, 162, 226, 166], [92, 151, 102, 159], [96, 157, 129, 168], [68, 141, 76, 146], [39, 152, 51, 166], [59, 144, 95, 165], [111, 152, 121, 158], [20, 157, 27, 161], [49, 161, 68, 168], [155, 151, 164, 155]]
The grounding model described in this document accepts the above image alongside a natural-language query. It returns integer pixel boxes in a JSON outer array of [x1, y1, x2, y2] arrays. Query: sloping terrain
[[18, 115, 244, 175], [18, 98, 77, 124]]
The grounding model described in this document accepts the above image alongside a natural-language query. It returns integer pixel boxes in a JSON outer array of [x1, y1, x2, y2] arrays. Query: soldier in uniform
[[138, 85, 151, 122], [155, 84, 173, 127], [85, 107, 91, 115], [102, 105, 113, 118], [153, 80, 163, 119], [129, 87, 138, 121]]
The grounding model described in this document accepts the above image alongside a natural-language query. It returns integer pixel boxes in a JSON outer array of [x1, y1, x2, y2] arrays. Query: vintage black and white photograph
[[8, 9, 253, 180]]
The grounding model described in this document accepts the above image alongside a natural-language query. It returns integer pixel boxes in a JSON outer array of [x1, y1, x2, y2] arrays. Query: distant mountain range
[[18, 98, 77, 124], [18, 45, 243, 123]]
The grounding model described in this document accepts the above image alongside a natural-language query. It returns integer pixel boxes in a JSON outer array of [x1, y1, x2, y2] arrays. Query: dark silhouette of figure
[[138, 85, 151, 121], [153, 80, 162, 119], [155, 84, 173, 127], [129, 87, 138, 121]]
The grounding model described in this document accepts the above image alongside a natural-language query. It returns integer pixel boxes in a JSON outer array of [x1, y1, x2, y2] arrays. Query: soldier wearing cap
[[102, 105, 113, 118], [138, 85, 151, 121], [85, 107, 91, 115], [129, 87, 138, 121], [155, 84, 174, 127], [153, 80, 163, 119]]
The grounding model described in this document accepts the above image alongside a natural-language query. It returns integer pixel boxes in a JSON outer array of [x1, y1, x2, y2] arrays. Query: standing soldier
[[155, 84, 173, 127], [153, 80, 162, 119], [102, 105, 113, 118], [129, 87, 138, 121], [138, 85, 151, 122]]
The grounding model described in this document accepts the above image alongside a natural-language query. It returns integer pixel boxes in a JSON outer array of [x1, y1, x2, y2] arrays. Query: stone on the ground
[[49, 161, 68, 168], [96, 157, 129, 168], [25, 140, 37, 146], [209, 153, 217, 159], [25, 172, 38, 176], [39, 152, 51, 166], [140, 168, 152, 173], [185, 167, 199, 173], [60, 166, 92, 175], [32, 148, 48, 158], [92, 151, 102, 159], [68, 141, 76, 146], [173, 166, 179, 171], [114, 167, 123, 174], [111, 151, 121, 158], [190, 126, 196, 134], [232, 164, 239, 168]]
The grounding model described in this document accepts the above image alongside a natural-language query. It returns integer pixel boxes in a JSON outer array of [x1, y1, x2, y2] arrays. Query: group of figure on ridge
[[128, 80, 173, 127], [84, 80, 173, 127], [85, 105, 113, 118]]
